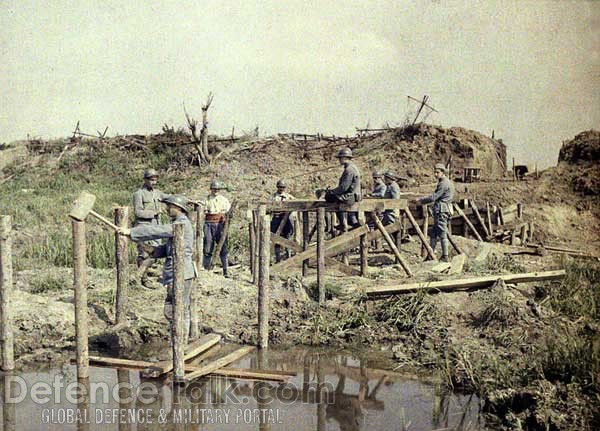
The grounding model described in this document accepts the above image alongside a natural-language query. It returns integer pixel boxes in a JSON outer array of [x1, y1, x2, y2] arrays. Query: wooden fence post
[[172, 222, 186, 382], [420, 205, 429, 258], [252, 209, 260, 285], [258, 205, 270, 348], [317, 208, 326, 304], [359, 211, 368, 276], [302, 212, 310, 277], [0, 216, 14, 371], [114, 207, 129, 325], [72, 219, 89, 380]]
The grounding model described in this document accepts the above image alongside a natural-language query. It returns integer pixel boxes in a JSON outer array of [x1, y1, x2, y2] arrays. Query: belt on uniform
[[205, 213, 225, 223]]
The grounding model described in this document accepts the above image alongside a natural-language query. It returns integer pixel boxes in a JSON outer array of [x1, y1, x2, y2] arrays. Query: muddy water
[[1, 347, 486, 430]]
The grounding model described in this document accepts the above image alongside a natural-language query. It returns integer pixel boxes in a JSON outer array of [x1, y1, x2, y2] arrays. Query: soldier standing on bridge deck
[[132, 169, 171, 279], [323, 147, 361, 229], [415, 163, 455, 262], [382, 171, 401, 225], [270, 179, 295, 263], [371, 171, 386, 198], [202, 180, 231, 277], [118, 195, 196, 345]]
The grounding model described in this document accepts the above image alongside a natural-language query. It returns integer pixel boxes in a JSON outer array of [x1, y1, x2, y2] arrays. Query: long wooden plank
[[470, 201, 490, 238], [403, 208, 436, 259], [262, 199, 407, 213], [453, 204, 483, 242], [365, 270, 566, 296], [89, 356, 154, 369], [142, 334, 221, 378], [185, 346, 255, 381]]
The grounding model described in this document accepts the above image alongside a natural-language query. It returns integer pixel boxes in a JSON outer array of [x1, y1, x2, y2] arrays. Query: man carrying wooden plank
[[270, 179, 295, 262], [320, 147, 362, 229], [202, 180, 232, 277], [414, 163, 455, 262], [118, 195, 196, 344]]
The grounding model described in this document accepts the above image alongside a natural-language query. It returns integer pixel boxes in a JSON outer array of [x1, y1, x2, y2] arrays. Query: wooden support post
[[172, 223, 186, 383], [403, 208, 436, 260], [252, 210, 260, 285], [258, 205, 270, 348], [72, 219, 89, 379], [194, 204, 204, 271], [498, 206, 505, 226], [517, 203, 523, 219], [448, 232, 463, 255], [529, 222, 535, 242], [520, 224, 529, 245], [341, 214, 349, 266], [371, 213, 413, 276], [114, 207, 129, 325], [0, 216, 14, 371], [420, 205, 429, 258], [317, 207, 326, 303], [511, 229, 518, 246], [302, 212, 310, 277], [359, 211, 368, 276], [512, 157, 516, 181], [486, 201, 493, 235], [453, 204, 483, 242], [470, 201, 490, 238], [249, 221, 255, 275]]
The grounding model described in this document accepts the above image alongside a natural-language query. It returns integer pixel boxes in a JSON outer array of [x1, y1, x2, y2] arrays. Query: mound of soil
[[556, 130, 600, 196]]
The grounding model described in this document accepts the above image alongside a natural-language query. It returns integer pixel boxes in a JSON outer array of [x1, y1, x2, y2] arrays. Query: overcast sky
[[1, 1, 598, 167]]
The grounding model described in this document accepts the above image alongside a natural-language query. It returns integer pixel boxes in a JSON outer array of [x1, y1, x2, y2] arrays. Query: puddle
[[0, 347, 486, 430]]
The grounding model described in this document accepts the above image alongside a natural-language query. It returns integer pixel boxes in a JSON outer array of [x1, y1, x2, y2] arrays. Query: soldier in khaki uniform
[[270, 179, 295, 262], [118, 195, 195, 345], [324, 147, 362, 229], [132, 169, 171, 268], [371, 171, 386, 198], [202, 180, 231, 277]]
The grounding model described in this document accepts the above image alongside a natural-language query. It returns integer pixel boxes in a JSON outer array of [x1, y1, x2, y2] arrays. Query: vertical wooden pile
[[258, 205, 270, 348], [0, 216, 14, 371], [172, 223, 186, 382], [114, 207, 129, 325], [72, 219, 88, 379]]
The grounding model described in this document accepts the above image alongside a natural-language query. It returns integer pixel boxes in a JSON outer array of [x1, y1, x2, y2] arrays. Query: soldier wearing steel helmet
[[371, 171, 386, 198], [202, 180, 231, 277], [118, 195, 196, 344], [132, 169, 172, 267], [323, 147, 362, 228], [270, 179, 295, 262], [415, 163, 455, 262], [382, 170, 401, 225]]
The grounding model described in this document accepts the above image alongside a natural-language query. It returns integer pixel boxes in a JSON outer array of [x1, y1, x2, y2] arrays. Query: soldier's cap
[[276, 179, 286, 188], [163, 195, 188, 212], [372, 171, 383, 178], [144, 168, 159, 179], [384, 170, 397, 179], [434, 163, 447, 173], [335, 147, 353, 158]]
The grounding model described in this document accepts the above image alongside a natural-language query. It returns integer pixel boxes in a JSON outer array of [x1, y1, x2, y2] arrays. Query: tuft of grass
[[377, 289, 436, 334], [465, 253, 526, 275], [29, 272, 70, 294], [474, 280, 521, 328]]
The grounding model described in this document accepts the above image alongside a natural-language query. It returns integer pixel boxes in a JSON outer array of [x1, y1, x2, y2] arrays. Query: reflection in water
[[0, 347, 486, 430]]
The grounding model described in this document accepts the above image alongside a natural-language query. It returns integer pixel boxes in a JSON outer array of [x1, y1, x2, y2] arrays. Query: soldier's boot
[[274, 245, 282, 263], [425, 236, 437, 261], [347, 212, 360, 228], [440, 237, 450, 262], [221, 255, 230, 278], [202, 254, 211, 271]]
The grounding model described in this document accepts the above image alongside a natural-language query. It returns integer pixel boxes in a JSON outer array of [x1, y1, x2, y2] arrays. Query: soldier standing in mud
[[320, 147, 362, 229], [270, 179, 295, 263], [132, 169, 171, 283], [414, 163, 454, 262], [118, 195, 196, 344], [370, 171, 386, 198], [202, 180, 231, 278]]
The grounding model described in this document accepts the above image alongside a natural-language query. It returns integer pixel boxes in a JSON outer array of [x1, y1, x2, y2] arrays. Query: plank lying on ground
[[142, 333, 221, 378], [86, 356, 290, 382], [525, 243, 599, 257], [365, 270, 566, 296], [185, 346, 255, 381]]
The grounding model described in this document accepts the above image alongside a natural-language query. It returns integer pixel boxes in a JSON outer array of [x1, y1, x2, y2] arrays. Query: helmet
[[164, 195, 188, 212], [276, 179, 286, 188], [210, 180, 224, 190], [434, 163, 447, 173], [335, 147, 353, 158], [144, 168, 159, 179], [384, 170, 397, 179], [372, 171, 383, 178]]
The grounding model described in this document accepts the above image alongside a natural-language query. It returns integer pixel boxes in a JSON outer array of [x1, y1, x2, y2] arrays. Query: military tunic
[[382, 181, 400, 225], [418, 176, 455, 258], [130, 214, 196, 338], [371, 180, 387, 198], [132, 185, 170, 261], [326, 161, 362, 227], [270, 191, 295, 262]]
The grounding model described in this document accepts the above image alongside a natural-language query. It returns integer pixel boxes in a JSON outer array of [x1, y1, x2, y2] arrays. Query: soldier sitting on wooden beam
[[270, 179, 295, 263]]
